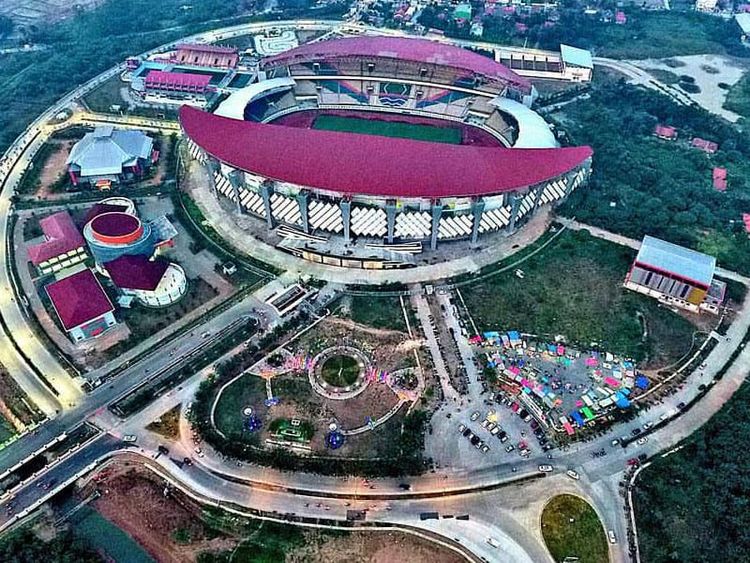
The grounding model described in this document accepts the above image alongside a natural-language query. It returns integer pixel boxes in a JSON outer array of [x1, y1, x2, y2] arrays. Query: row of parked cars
[[458, 423, 490, 453]]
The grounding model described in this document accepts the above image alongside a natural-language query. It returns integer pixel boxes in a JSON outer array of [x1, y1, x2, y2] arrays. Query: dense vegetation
[[0, 0, 347, 152], [557, 82, 750, 275], [419, 4, 747, 59], [725, 72, 750, 120], [634, 378, 750, 561], [460, 229, 696, 367], [541, 494, 608, 563], [0, 528, 101, 563]]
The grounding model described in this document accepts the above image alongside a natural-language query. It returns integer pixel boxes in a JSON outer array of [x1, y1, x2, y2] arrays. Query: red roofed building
[[713, 167, 727, 192], [45, 269, 116, 342], [145, 70, 213, 94], [691, 137, 718, 154], [174, 44, 238, 69], [27, 211, 87, 275], [103, 255, 187, 307], [615, 11, 627, 24], [654, 124, 677, 140], [743, 213, 750, 233]]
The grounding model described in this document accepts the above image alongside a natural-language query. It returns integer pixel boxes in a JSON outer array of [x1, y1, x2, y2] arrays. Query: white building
[[103, 254, 187, 308]]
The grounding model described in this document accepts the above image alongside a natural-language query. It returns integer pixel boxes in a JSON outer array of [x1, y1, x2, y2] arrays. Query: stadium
[[181, 35, 593, 268]]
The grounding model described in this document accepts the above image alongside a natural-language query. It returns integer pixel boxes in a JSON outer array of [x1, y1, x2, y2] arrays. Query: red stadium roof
[[180, 106, 592, 199], [262, 36, 531, 93]]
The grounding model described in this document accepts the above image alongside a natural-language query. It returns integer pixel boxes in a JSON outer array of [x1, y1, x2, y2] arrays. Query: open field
[[344, 294, 411, 333], [75, 462, 461, 562], [460, 229, 697, 368], [313, 114, 462, 144], [541, 494, 608, 563]]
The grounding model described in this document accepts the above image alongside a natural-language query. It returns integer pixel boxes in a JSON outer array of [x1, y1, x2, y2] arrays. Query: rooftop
[[635, 235, 716, 287], [145, 69, 212, 90], [28, 211, 85, 265], [261, 36, 531, 93], [560, 44, 593, 69], [176, 43, 237, 54], [67, 127, 153, 177], [45, 269, 114, 331], [104, 254, 169, 291], [180, 105, 592, 199]]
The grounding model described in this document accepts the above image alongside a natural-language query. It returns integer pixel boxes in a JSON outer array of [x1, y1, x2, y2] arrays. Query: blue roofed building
[[67, 126, 155, 189], [624, 235, 725, 314]]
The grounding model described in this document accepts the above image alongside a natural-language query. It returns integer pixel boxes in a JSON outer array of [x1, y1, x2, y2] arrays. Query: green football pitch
[[312, 115, 462, 144]]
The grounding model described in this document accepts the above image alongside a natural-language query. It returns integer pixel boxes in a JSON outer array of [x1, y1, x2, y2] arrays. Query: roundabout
[[310, 345, 370, 400]]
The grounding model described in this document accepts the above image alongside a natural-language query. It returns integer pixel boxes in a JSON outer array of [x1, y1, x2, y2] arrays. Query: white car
[[486, 537, 500, 548], [480, 444, 490, 453], [194, 447, 205, 457], [481, 419, 491, 429], [608, 530, 617, 544], [566, 469, 580, 480], [637, 437, 649, 446], [490, 426, 501, 436], [538, 464, 554, 473], [470, 411, 481, 421], [122, 435, 137, 443]]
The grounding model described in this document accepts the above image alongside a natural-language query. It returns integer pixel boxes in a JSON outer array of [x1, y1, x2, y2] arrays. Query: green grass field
[[320, 354, 361, 387], [213, 374, 267, 442], [541, 494, 609, 563], [312, 115, 462, 144], [724, 72, 750, 119]]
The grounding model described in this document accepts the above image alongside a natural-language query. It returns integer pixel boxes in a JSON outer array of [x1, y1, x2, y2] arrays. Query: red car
[[511, 403, 520, 413], [626, 458, 639, 466]]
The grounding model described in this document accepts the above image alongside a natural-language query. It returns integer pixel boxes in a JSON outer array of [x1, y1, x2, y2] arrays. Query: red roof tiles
[[180, 106, 592, 199], [28, 211, 85, 266], [654, 124, 677, 140], [45, 269, 114, 331], [691, 137, 718, 154], [713, 167, 727, 192], [104, 255, 169, 291]]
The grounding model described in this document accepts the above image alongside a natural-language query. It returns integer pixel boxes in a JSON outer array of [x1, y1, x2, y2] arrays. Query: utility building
[[624, 236, 725, 314]]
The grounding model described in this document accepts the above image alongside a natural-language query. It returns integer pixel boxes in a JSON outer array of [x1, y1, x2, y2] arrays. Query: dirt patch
[[87, 465, 232, 563], [289, 530, 464, 563], [36, 140, 73, 199], [146, 403, 182, 440]]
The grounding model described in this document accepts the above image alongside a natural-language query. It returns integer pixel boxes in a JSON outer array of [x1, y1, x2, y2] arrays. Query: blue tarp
[[635, 376, 650, 390], [614, 392, 631, 408], [570, 411, 585, 426], [507, 330, 521, 341]]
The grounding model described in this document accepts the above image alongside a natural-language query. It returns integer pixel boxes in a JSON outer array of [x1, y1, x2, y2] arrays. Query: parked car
[[470, 411, 481, 421], [505, 445, 515, 453], [458, 423, 466, 433], [480, 444, 490, 453], [636, 437, 649, 446], [498, 431, 508, 442], [538, 465, 553, 473], [610, 439, 620, 447], [627, 458, 639, 466], [122, 435, 137, 443], [566, 470, 580, 480], [481, 419, 491, 429], [462, 428, 472, 438], [490, 426, 500, 436]]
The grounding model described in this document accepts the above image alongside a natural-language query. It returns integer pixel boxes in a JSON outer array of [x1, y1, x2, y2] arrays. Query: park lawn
[[82, 74, 126, 113], [541, 494, 609, 563], [321, 354, 361, 387], [120, 277, 218, 340], [724, 71, 750, 120], [460, 229, 696, 366], [347, 295, 409, 332], [213, 374, 267, 441], [312, 114, 462, 144]]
